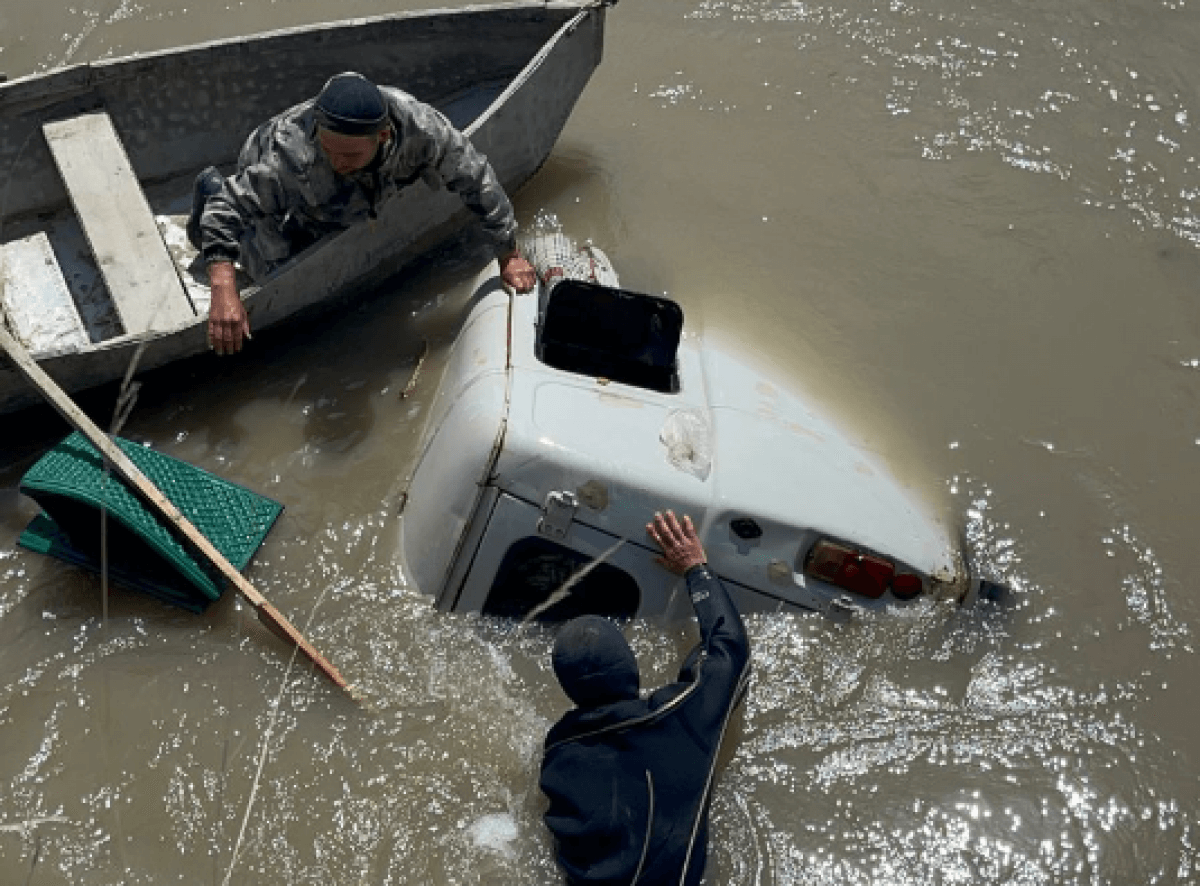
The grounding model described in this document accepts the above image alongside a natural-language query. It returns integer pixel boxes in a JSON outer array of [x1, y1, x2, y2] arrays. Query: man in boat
[[189, 71, 537, 355], [539, 510, 752, 886]]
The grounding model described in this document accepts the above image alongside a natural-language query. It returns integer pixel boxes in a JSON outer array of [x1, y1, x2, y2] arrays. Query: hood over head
[[552, 615, 640, 707]]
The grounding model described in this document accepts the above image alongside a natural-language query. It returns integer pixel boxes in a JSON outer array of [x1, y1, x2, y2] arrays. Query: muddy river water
[[2, 0, 1199, 883]]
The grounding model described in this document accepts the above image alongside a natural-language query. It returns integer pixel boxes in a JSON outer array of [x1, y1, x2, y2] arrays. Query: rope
[[520, 537, 626, 623], [220, 580, 339, 886]]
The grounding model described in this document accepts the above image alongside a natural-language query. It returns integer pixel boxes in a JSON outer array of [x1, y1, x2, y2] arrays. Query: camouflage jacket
[[199, 86, 518, 281]]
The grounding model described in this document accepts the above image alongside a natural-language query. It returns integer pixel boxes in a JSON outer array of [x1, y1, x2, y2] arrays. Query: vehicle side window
[[482, 536, 640, 622], [536, 280, 682, 393]]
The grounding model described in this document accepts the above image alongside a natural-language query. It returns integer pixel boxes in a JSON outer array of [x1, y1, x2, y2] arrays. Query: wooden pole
[[0, 324, 354, 695]]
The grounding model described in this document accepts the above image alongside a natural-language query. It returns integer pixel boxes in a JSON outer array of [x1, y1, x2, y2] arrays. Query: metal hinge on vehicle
[[537, 491, 578, 540]]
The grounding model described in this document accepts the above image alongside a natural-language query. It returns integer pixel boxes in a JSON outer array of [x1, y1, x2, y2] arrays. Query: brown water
[[3, 0, 1199, 883]]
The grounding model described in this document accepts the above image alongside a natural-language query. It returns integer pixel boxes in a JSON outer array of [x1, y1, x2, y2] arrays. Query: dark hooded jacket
[[539, 566, 751, 886]]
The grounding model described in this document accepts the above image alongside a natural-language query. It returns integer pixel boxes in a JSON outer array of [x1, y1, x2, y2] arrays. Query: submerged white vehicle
[[397, 241, 1002, 622]]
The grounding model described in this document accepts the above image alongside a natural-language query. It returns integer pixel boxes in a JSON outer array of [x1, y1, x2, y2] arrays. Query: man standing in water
[[189, 71, 536, 355], [539, 510, 752, 886]]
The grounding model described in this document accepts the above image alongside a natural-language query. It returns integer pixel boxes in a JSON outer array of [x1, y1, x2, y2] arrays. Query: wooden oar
[[0, 324, 354, 695]]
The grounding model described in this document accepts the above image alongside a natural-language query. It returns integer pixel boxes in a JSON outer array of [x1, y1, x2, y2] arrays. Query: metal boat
[[0, 1, 611, 414]]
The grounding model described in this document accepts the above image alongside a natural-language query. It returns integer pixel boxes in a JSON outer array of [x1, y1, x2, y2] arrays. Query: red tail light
[[803, 540, 926, 600], [891, 573, 924, 600], [804, 540, 894, 599]]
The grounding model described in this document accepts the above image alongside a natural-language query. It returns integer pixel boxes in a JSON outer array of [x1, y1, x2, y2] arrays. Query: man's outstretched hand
[[499, 250, 537, 293], [207, 261, 251, 355], [647, 511, 707, 575]]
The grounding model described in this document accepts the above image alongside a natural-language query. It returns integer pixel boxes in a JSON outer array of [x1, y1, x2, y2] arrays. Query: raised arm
[[646, 511, 750, 680]]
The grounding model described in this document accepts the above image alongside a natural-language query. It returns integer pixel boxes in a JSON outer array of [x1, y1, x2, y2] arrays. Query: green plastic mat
[[18, 432, 283, 612]]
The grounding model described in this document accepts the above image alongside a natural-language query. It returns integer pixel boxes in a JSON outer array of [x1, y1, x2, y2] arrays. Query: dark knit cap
[[552, 616, 640, 708], [315, 72, 388, 136]]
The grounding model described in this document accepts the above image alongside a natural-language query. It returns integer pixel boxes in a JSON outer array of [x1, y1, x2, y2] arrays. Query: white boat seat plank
[[0, 232, 89, 354], [42, 112, 195, 335]]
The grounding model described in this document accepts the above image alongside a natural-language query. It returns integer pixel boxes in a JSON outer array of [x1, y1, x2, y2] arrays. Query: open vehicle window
[[482, 536, 641, 622], [536, 281, 682, 393]]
